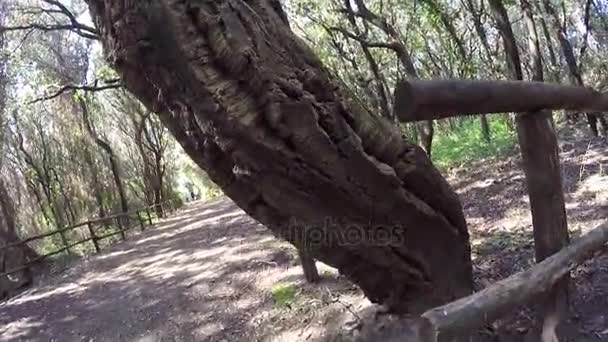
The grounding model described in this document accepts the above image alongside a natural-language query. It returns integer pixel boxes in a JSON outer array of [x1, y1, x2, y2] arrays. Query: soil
[[1, 125, 607, 342]]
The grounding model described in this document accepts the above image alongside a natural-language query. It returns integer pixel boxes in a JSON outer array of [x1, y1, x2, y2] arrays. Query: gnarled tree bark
[[86, 0, 473, 314]]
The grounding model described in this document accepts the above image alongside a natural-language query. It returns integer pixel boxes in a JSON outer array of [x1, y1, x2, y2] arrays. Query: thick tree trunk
[[87, 0, 473, 314], [0, 181, 37, 299]]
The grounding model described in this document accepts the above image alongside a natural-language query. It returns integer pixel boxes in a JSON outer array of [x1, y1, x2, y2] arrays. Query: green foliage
[[432, 117, 517, 169], [271, 283, 298, 307]]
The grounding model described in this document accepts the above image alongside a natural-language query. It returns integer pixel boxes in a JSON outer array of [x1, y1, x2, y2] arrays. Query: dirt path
[[0, 199, 367, 342], [1, 127, 607, 342]]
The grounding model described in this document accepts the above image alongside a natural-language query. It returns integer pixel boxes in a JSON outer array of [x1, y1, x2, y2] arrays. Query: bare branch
[[1, 0, 99, 40], [328, 26, 400, 50], [29, 79, 122, 104], [394, 79, 608, 122], [40, 0, 98, 36], [1, 23, 99, 40]]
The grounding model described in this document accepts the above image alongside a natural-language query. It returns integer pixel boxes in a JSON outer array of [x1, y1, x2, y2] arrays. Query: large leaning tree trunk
[[86, 0, 473, 313]]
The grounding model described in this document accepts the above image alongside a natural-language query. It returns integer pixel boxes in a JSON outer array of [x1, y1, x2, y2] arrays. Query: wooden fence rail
[[0, 200, 177, 278], [356, 221, 608, 342]]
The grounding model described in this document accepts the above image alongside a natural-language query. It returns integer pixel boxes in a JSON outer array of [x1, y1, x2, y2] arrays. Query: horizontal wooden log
[[420, 221, 608, 341], [394, 79, 608, 122]]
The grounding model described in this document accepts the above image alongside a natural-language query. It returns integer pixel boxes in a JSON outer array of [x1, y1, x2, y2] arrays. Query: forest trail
[[0, 199, 368, 342], [1, 127, 608, 342]]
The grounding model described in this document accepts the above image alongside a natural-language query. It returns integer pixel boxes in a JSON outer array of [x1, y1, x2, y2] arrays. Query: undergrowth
[[432, 116, 517, 169], [271, 283, 298, 308]]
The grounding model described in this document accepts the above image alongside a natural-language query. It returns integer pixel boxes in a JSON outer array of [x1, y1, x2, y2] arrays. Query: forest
[[0, 0, 607, 341]]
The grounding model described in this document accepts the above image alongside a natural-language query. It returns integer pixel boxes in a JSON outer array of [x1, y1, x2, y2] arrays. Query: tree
[[541, 0, 608, 135], [80, 97, 130, 220], [85, 0, 474, 314], [346, 0, 436, 155], [112, 92, 170, 217], [488, 1, 569, 340], [0, 1, 37, 299]]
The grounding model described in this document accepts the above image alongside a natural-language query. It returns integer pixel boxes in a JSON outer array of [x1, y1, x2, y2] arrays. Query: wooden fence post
[[298, 247, 320, 283], [116, 216, 126, 241], [87, 222, 101, 253], [136, 211, 145, 232], [57, 229, 73, 256]]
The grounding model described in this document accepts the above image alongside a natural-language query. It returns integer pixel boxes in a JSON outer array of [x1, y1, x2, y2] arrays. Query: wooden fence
[[389, 79, 608, 341], [0, 200, 177, 278]]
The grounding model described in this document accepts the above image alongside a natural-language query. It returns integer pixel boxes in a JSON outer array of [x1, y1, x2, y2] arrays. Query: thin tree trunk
[[542, 0, 607, 134], [297, 247, 320, 283], [427, 0, 492, 142], [347, 0, 435, 155], [52, 169, 76, 226], [82, 143, 107, 218], [0, 1, 7, 166], [79, 98, 130, 218], [420, 0, 468, 64], [480, 115, 491, 143], [491, 1, 570, 340], [87, 0, 473, 314], [341, 1, 392, 120], [534, 2, 560, 82], [141, 116, 167, 218], [27, 180, 53, 227], [134, 117, 155, 206]]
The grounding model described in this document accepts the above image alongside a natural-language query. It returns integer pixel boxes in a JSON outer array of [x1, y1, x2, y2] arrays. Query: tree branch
[[328, 26, 400, 50], [0, 23, 99, 40], [1, 0, 99, 41], [29, 79, 122, 104], [40, 0, 99, 36], [394, 79, 608, 122]]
